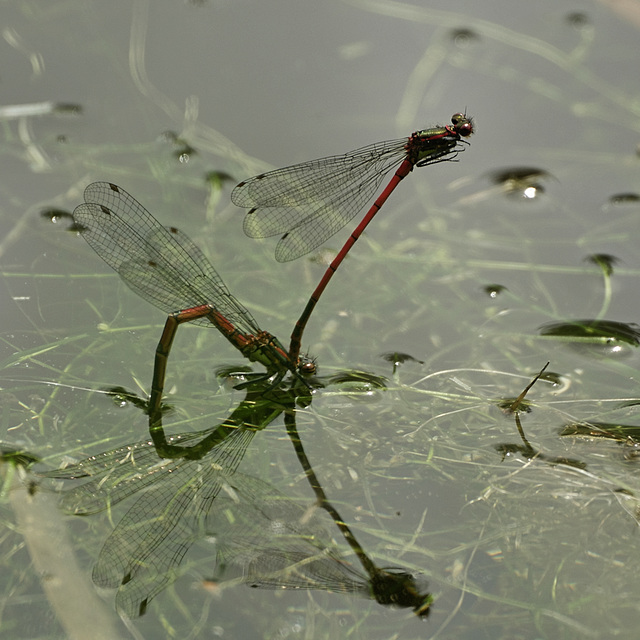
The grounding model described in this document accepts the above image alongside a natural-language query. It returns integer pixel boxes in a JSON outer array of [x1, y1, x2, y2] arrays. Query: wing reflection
[[204, 471, 430, 614], [40, 381, 431, 618]]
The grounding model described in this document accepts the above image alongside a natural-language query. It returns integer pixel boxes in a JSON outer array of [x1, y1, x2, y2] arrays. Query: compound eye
[[298, 357, 317, 376], [458, 121, 474, 137]]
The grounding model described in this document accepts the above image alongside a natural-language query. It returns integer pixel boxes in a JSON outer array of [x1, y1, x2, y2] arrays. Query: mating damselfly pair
[[72, 113, 473, 409]]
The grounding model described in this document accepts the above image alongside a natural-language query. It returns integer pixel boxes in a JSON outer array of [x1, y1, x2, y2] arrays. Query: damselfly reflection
[[72, 182, 315, 419], [40, 378, 429, 618], [40, 387, 280, 617], [204, 472, 431, 614], [283, 407, 431, 616]]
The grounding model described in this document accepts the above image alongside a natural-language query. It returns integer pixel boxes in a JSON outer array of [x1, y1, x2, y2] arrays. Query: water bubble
[[40, 208, 73, 224], [380, 352, 423, 366], [488, 167, 552, 201], [483, 284, 507, 298]]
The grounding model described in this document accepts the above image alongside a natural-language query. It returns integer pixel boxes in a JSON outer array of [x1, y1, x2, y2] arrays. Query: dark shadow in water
[[39, 384, 281, 617], [38, 373, 430, 618], [283, 404, 431, 616]]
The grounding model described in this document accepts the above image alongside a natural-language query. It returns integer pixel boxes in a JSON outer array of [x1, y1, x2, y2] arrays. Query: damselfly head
[[297, 353, 318, 377], [370, 568, 432, 617], [450, 112, 474, 137]]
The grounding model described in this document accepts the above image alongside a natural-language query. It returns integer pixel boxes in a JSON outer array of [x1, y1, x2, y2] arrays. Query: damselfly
[[73, 182, 315, 417], [232, 113, 474, 360]]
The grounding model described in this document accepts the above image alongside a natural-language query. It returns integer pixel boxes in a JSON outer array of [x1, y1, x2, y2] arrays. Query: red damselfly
[[231, 113, 474, 361], [73, 182, 314, 418]]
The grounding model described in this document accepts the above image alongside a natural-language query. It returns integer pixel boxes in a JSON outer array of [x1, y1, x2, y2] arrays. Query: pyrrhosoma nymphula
[[73, 182, 314, 417], [232, 113, 474, 361]]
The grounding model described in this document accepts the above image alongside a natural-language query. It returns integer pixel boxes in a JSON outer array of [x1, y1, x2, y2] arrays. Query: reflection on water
[[39, 378, 431, 618], [41, 387, 275, 617], [203, 472, 429, 613]]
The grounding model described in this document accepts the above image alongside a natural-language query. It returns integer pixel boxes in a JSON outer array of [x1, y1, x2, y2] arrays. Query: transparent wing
[[206, 474, 369, 594], [232, 140, 407, 261], [42, 431, 207, 515], [90, 427, 257, 618], [75, 182, 261, 333]]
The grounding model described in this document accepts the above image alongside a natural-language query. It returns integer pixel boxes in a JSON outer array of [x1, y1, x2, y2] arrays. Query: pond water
[[1, 0, 640, 638]]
